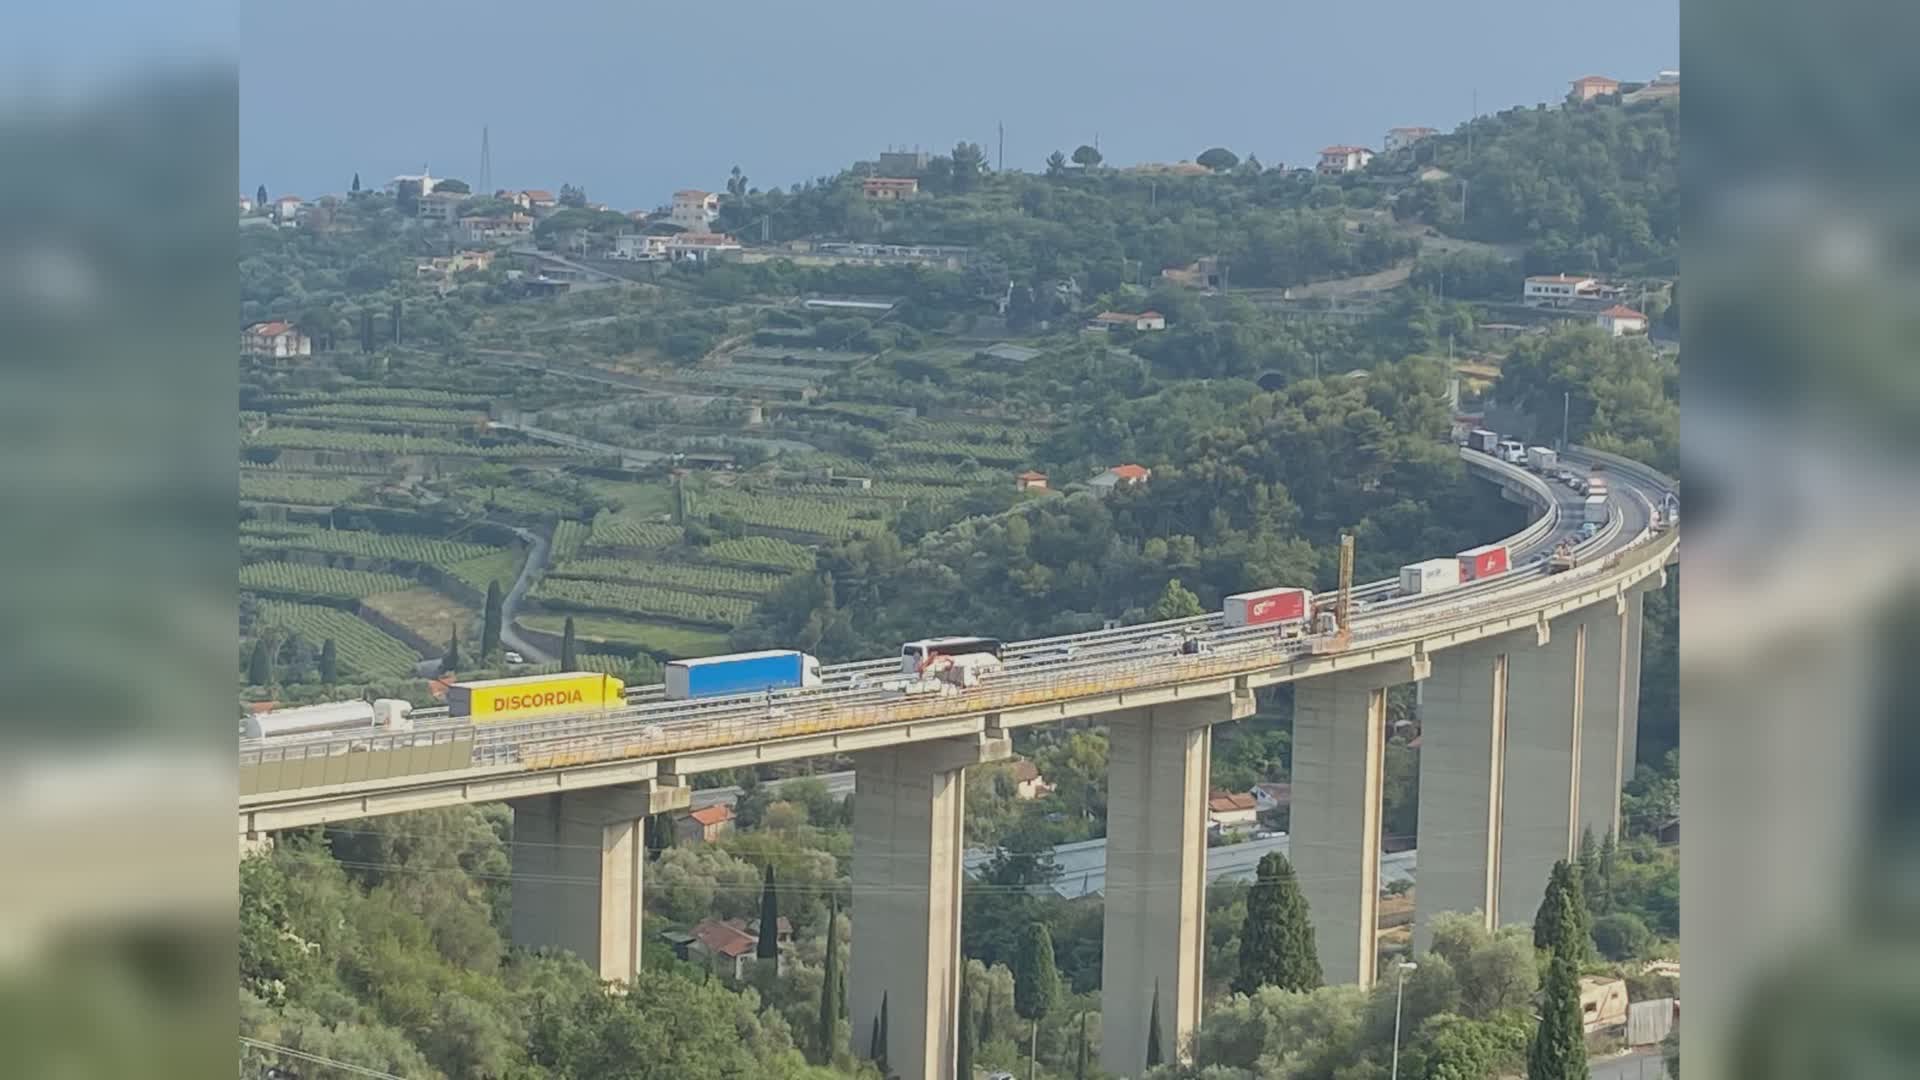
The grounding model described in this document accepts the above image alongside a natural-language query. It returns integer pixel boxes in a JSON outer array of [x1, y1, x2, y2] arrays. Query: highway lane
[[241, 447, 1675, 794]]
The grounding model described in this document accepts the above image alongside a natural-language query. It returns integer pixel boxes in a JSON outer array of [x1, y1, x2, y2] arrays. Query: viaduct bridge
[[238, 446, 1678, 1079]]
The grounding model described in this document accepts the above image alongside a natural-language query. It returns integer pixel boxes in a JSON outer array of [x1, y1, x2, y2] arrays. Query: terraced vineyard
[[238, 472, 372, 506], [771, 481, 962, 502], [242, 427, 558, 458], [585, 520, 682, 551], [701, 536, 816, 572], [889, 439, 1028, 466], [530, 578, 755, 626], [548, 557, 783, 597], [240, 522, 502, 568], [248, 598, 420, 678], [552, 520, 593, 561], [263, 387, 492, 408], [285, 404, 487, 426], [694, 489, 887, 541], [241, 460, 387, 476], [239, 562, 416, 600]]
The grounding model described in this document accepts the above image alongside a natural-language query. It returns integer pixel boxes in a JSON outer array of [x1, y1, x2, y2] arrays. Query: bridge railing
[[239, 452, 1667, 799], [500, 528, 1677, 775]]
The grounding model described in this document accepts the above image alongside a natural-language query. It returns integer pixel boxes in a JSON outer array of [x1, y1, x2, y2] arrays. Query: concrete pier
[[1100, 695, 1247, 1075], [1413, 635, 1518, 947], [509, 782, 688, 983], [1498, 616, 1583, 924], [849, 733, 1009, 1080], [1291, 661, 1423, 988], [1577, 601, 1629, 839]]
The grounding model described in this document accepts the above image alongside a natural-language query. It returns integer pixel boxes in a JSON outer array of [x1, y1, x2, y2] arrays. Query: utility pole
[[1562, 390, 1572, 452], [1468, 89, 1477, 164], [998, 120, 1005, 172]]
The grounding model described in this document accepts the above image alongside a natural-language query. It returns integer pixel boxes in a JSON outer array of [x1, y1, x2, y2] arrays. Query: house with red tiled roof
[[242, 320, 312, 361], [1208, 791, 1259, 832], [1009, 759, 1053, 800], [1316, 146, 1375, 175], [1596, 304, 1649, 337], [687, 918, 762, 981], [1015, 470, 1050, 493], [1571, 75, 1621, 101], [676, 803, 734, 844], [1089, 464, 1151, 498]]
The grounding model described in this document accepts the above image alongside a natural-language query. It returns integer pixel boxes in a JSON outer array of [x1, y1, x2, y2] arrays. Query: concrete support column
[[1620, 586, 1647, 774], [850, 732, 1009, 1080], [1292, 659, 1423, 988], [1497, 617, 1583, 925], [1413, 635, 1518, 948], [1576, 599, 1630, 840], [1100, 694, 1248, 1077], [509, 781, 688, 983]]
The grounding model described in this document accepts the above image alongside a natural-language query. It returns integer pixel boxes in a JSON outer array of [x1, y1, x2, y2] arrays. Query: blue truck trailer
[[664, 649, 823, 700]]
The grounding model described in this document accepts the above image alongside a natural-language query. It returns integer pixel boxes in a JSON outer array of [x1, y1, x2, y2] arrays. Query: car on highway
[[504, 650, 525, 665], [1578, 522, 1601, 540]]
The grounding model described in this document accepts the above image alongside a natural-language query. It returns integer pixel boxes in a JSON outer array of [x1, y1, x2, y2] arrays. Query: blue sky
[[241, 0, 1677, 209]]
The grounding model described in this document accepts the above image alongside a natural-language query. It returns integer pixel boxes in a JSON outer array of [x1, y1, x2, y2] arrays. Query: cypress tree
[[1145, 980, 1164, 1068], [560, 615, 579, 669], [957, 975, 976, 1080], [816, 895, 840, 1065], [838, 967, 847, 1021], [1577, 827, 1605, 913], [1534, 860, 1593, 961], [876, 992, 890, 1074], [1013, 922, 1059, 1077], [441, 623, 461, 674], [351, 172, 361, 194], [481, 580, 504, 659], [979, 983, 996, 1045], [1528, 890, 1592, 1080], [318, 637, 338, 684], [1596, 830, 1618, 915], [1075, 1010, 1090, 1080], [1234, 851, 1322, 994], [756, 864, 780, 961], [247, 638, 272, 686], [255, 183, 268, 208], [869, 1015, 881, 1062]]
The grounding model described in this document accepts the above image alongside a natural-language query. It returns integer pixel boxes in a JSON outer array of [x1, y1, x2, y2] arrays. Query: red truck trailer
[[1457, 543, 1511, 582], [1223, 586, 1312, 628]]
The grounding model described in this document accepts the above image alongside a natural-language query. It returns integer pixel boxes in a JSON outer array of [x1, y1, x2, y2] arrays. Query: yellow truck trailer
[[447, 672, 626, 722]]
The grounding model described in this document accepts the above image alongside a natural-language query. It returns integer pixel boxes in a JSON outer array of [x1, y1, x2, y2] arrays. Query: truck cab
[[1497, 439, 1527, 465]]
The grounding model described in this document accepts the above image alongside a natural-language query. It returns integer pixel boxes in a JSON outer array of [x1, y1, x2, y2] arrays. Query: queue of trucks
[[246, 429, 1643, 742]]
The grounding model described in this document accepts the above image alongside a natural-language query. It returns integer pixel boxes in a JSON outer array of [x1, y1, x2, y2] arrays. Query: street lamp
[[1390, 960, 1419, 1080]]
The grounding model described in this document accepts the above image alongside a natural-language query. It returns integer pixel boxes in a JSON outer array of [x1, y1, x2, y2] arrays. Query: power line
[[240, 1036, 413, 1080]]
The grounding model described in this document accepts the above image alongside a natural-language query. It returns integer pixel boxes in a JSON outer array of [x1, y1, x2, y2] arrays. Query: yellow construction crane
[[1313, 533, 1356, 655]]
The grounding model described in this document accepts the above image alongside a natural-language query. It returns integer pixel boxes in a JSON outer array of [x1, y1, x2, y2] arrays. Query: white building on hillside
[[670, 189, 719, 233]]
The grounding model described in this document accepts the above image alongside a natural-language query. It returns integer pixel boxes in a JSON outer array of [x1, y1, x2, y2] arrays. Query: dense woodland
[[240, 94, 1680, 1080]]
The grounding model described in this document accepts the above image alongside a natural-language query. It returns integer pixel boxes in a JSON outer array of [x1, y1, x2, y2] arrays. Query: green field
[[448, 548, 526, 594], [519, 613, 729, 658], [361, 587, 475, 648], [249, 597, 421, 678], [585, 478, 675, 519]]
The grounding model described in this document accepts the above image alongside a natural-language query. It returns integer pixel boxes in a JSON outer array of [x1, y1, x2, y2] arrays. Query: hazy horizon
[[241, 0, 1676, 210]]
